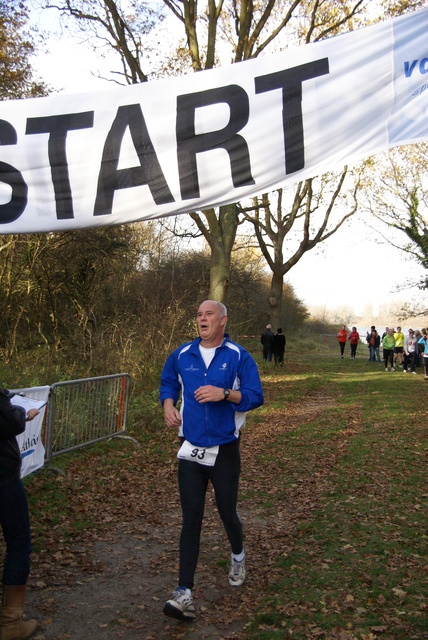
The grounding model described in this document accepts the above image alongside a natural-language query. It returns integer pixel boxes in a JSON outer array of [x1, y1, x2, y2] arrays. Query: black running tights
[[177, 438, 243, 590]]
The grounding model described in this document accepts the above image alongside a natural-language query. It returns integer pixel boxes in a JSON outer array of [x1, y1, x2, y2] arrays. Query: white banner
[[0, 8, 427, 234], [11, 386, 50, 478]]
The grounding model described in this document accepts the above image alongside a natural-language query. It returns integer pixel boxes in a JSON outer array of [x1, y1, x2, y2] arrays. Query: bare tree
[[160, 0, 369, 302], [0, 0, 49, 99], [43, 0, 164, 84], [241, 167, 361, 327], [365, 144, 428, 316], [43, 0, 382, 305]]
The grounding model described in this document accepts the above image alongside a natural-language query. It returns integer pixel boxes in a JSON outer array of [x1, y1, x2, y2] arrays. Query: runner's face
[[197, 301, 227, 346]]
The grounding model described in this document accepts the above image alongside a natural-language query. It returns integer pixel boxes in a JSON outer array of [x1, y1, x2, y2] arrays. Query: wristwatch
[[223, 388, 230, 400]]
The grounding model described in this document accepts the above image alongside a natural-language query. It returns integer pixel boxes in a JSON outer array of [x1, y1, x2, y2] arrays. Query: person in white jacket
[[403, 329, 417, 374]]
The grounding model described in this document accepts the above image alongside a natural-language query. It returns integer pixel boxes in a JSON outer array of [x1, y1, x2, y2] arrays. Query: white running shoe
[[385, 368, 388, 372], [163, 588, 195, 620], [392, 368, 395, 372], [229, 556, 246, 587]]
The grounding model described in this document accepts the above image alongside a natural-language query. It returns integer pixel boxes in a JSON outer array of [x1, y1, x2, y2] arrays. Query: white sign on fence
[[11, 386, 50, 478]]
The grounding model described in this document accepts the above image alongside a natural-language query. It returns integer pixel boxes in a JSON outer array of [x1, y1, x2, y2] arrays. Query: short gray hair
[[217, 302, 227, 318], [203, 300, 227, 318]]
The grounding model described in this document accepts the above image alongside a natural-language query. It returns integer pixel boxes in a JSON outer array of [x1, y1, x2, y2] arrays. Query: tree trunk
[[209, 203, 238, 303], [191, 203, 239, 304], [268, 271, 283, 329], [209, 242, 230, 302]]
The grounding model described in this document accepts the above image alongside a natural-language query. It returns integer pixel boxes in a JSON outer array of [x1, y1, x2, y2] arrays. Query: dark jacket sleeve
[[0, 389, 26, 440]]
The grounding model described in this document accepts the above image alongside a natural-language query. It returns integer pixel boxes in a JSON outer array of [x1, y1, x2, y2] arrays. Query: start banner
[[0, 8, 427, 234]]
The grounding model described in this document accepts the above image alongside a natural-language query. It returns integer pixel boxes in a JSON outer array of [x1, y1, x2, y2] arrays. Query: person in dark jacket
[[260, 324, 274, 362], [272, 328, 286, 366], [369, 330, 381, 364], [0, 387, 39, 640]]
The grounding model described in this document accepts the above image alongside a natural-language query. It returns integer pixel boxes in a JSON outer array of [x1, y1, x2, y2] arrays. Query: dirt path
[[24, 388, 341, 640], [28, 505, 273, 640]]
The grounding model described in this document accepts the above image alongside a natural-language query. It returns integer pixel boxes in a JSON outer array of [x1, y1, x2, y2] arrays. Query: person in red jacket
[[336, 325, 347, 358], [348, 326, 360, 360]]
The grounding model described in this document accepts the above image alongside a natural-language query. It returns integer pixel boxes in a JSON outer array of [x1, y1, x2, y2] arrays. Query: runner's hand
[[163, 399, 182, 427], [194, 385, 223, 403]]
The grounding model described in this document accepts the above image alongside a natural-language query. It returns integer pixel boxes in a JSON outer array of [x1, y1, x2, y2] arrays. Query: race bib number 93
[[177, 440, 219, 466]]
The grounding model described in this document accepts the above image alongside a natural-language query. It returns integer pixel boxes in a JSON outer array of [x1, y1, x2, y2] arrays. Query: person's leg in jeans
[[0, 480, 32, 586], [0, 479, 37, 639]]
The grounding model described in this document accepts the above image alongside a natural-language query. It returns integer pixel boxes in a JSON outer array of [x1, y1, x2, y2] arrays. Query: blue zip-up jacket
[[418, 336, 428, 354], [160, 334, 264, 448]]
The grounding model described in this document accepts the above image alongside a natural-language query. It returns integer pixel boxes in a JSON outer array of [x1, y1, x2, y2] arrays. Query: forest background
[[1, 0, 428, 391], [0, 6, 427, 638]]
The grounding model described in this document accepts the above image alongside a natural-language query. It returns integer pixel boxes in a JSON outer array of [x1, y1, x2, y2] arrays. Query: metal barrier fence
[[44, 373, 132, 464]]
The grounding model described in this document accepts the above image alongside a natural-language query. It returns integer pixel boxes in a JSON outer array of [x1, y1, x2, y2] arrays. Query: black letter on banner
[[255, 59, 329, 174], [94, 104, 174, 216], [176, 85, 254, 200], [26, 112, 94, 219], [0, 120, 28, 224]]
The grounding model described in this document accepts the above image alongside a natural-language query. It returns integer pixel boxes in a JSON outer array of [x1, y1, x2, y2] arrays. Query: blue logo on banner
[[404, 58, 428, 78]]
